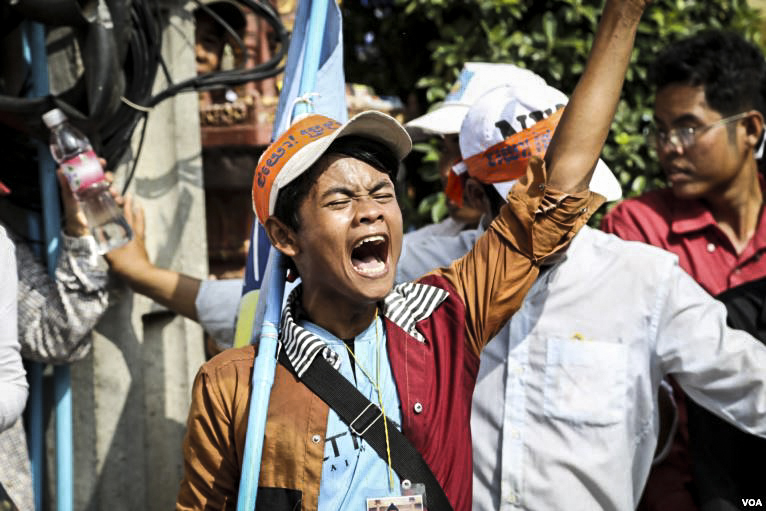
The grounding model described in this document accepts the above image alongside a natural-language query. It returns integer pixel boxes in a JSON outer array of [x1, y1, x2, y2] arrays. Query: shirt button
[[707, 242, 716, 253], [413, 402, 423, 414], [311, 434, 321, 444]]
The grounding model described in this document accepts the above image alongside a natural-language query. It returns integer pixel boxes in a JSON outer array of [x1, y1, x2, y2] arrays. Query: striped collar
[[280, 282, 449, 378]]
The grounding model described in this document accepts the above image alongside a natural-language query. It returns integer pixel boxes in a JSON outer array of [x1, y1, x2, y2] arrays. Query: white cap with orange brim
[[252, 111, 412, 225], [452, 81, 623, 203], [405, 62, 547, 139]]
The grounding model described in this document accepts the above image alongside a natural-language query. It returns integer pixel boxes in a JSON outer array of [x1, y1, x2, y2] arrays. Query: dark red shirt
[[601, 183, 766, 296]]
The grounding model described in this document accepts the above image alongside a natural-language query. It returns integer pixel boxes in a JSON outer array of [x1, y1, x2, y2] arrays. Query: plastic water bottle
[[42, 108, 132, 254]]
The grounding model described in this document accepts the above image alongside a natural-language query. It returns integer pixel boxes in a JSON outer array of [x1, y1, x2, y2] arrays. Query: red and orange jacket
[[176, 159, 603, 511]]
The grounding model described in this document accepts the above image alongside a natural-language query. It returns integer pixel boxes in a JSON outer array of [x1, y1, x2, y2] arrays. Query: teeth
[[353, 235, 385, 249], [354, 261, 386, 275]]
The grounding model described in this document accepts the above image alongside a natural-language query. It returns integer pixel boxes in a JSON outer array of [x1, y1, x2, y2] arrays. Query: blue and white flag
[[236, 0, 348, 346], [272, 0, 348, 134]]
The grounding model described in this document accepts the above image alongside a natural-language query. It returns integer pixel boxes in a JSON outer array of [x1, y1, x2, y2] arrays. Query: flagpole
[[235, 249, 284, 511], [236, 1, 330, 508], [293, 0, 329, 118]]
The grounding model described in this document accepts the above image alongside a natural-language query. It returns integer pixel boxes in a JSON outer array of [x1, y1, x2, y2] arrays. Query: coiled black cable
[[101, 0, 162, 169], [0, 0, 289, 195], [145, 0, 288, 108], [114, 0, 289, 192]]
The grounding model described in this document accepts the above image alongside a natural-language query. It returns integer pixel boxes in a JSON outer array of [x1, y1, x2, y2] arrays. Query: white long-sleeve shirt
[[0, 226, 26, 433], [398, 225, 766, 511]]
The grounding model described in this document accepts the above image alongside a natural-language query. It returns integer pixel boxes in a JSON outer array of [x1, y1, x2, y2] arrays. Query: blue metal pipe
[[21, 209, 43, 511], [21, 21, 46, 511], [53, 365, 73, 509], [39, 147, 68, 511], [37, 146, 71, 511], [24, 19, 72, 511]]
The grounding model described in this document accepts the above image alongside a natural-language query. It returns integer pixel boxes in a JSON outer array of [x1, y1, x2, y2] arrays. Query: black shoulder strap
[[278, 349, 454, 511]]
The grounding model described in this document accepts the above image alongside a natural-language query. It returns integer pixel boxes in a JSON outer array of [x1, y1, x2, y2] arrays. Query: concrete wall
[[64, 3, 208, 509]]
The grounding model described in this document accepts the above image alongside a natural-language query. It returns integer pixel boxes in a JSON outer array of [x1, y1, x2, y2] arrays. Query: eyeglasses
[[650, 112, 750, 151]]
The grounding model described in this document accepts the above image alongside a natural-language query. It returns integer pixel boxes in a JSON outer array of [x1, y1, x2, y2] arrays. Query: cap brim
[[591, 159, 622, 202], [269, 111, 412, 217], [492, 181, 515, 201], [492, 158, 622, 202], [405, 104, 468, 138]]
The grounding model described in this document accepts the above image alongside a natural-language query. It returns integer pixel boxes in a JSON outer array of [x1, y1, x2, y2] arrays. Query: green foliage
[[343, 0, 765, 228]]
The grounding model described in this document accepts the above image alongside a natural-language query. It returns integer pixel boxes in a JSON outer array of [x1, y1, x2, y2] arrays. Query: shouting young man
[[176, 1, 651, 509]]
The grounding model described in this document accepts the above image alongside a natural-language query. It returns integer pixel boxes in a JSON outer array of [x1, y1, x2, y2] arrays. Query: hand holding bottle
[[56, 167, 89, 238], [43, 108, 132, 253]]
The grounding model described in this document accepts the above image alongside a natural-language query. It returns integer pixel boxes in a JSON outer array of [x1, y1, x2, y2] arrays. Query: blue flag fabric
[[234, 223, 271, 347], [243, 223, 271, 293], [272, 0, 348, 136], [237, 0, 348, 346]]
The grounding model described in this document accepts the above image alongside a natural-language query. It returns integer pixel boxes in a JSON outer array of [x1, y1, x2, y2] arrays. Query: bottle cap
[[42, 108, 68, 128]]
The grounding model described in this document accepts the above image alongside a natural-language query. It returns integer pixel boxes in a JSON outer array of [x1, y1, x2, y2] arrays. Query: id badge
[[365, 494, 424, 510], [366, 480, 427, 510]]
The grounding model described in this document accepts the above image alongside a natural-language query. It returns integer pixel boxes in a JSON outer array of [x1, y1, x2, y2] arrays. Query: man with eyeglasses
[[602, 30, 766, 511]]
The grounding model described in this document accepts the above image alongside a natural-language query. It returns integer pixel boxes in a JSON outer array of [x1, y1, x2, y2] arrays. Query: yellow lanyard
[[344, 308, 395, 491]]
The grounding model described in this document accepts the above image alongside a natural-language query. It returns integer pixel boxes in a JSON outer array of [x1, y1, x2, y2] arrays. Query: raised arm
[[545, 0, 650, 193], [434, 1, 650, 354], [104, 194, 202, 321]]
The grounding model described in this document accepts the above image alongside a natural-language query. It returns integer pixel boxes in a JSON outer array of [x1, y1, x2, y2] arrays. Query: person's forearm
[[121, 264, 202, 321], [546, 0, 646, 193], [103, 197, 203, 322]]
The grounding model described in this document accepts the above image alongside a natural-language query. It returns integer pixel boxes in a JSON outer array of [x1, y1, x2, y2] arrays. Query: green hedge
[[343, 0, 764, 228]]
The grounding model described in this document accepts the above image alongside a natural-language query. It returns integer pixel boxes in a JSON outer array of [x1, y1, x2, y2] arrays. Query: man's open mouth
[[351, 235, 389, 276]]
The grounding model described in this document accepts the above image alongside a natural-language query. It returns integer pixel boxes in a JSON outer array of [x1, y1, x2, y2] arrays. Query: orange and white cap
[[448, 81, 622, 204], [405, 62, 546, 138], [252, 111, 412, 225]]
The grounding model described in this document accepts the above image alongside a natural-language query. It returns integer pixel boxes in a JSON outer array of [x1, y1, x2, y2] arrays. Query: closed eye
[[372, 193, 394, 202], [325, 199, 352, 208], [320, 179, 395, 208]]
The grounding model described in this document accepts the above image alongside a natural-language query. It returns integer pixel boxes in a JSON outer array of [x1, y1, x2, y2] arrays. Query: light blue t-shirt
[[300, 316, 403, 510]]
